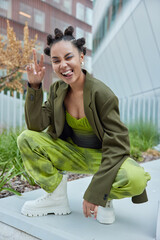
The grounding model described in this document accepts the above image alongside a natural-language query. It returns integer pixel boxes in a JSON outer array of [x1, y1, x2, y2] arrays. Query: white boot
[[21, 175, 71, 217], [97, 200, 115, 224]]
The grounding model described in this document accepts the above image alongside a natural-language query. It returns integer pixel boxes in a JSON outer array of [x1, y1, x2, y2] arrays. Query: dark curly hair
[[44, 26, 86, 56]]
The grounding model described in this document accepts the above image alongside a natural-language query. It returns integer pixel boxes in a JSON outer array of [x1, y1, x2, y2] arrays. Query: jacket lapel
[[83, 72, 102, 140], [54, 83, 69, 136]]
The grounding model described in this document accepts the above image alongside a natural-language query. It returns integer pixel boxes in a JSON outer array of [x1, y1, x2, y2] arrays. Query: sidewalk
[[0, 160, 160, 240]]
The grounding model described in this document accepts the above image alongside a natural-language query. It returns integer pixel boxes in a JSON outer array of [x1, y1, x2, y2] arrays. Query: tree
[[0, 20, 37, 93]]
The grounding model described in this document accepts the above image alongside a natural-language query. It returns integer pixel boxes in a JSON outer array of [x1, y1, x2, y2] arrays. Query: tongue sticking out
[[64, 71, 73, 77]]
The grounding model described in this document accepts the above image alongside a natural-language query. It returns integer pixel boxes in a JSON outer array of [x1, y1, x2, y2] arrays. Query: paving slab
[[0, 159, 160, 240]]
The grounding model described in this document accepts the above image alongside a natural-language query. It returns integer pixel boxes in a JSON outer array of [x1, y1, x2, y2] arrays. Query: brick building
[[0, 0, 93, 91]]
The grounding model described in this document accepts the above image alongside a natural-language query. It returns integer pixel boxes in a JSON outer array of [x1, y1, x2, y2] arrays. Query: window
[[85, 7, 92, 25], [76, 27, 84, 39], [63, 0, 72, 14], [19, 3, 45, 32], [86, 32, 92, 50], [0, 0, 11, 18], [76, 3, 92, 25], [76, 3, 85, 21], [19, 3, 32, 26], [34, 9, 45, 31], [76, 28, 92, 50]]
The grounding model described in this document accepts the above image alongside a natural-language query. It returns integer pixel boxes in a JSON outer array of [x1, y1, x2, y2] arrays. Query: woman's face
[[50, 40, 84, 85]]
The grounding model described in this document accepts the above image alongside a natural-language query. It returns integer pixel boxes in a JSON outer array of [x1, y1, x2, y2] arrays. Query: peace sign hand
[[26, 49, 46, 89]]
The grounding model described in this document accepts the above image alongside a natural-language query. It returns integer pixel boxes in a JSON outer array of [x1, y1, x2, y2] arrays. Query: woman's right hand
[[26, 49, 46, 89]]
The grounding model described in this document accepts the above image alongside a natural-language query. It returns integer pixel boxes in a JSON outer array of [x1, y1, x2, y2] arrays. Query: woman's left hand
[[83, 200, 98, 218]]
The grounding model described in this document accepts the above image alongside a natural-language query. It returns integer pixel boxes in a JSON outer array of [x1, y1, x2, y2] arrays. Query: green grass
[[128, 121, 160, 161], [0, 130, 20, 169], [0, 130, 36, 195]]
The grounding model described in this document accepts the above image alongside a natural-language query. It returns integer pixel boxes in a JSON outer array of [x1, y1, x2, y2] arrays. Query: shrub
[[128, 121, 160, 161]]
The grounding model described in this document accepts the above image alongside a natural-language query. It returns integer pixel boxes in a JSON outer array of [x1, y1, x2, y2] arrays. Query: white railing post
[[7, 91, 10, 134], [118, 95, 160, 133], [13, 91, 17, 132]]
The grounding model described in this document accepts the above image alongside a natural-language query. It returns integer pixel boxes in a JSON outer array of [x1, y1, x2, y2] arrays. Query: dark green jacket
[[25, 70, 148, 207]]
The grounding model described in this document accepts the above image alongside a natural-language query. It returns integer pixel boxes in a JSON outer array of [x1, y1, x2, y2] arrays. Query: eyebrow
[[52, 52, 72, 59]]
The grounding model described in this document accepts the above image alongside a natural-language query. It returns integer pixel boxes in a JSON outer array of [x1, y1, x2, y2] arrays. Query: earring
[[81, 61, 84, 67]]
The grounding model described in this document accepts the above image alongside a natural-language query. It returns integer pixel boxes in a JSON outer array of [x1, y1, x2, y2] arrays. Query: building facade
[[92, 0, 160, 131], [0, 0, 93, 91]]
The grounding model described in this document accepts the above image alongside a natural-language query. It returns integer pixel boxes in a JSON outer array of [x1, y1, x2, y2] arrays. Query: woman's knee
[[17, 130, 33, 148], [128, 167, 150, 196]]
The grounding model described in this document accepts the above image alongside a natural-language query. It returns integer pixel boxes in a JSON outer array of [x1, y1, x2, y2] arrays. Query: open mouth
[[61, 70, 73, 78]]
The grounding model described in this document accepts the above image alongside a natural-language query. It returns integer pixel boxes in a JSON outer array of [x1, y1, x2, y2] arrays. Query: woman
[[17, 26, 150, 224]]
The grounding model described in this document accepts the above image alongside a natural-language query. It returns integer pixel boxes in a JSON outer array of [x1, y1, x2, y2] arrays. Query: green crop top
[[66, 111, 102, 149]]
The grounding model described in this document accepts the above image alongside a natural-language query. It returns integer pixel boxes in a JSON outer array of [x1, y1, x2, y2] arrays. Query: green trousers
[[17, 130, 151, 201]]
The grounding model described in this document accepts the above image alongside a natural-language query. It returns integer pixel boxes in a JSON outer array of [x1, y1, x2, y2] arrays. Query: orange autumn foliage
[[0, 20, 37, 93]]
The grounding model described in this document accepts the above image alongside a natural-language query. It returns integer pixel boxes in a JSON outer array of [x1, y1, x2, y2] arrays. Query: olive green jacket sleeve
[[25, 85, 55, 132]]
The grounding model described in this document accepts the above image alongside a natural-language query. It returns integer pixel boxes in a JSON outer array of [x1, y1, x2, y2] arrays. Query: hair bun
[[64, 26, 74, 36], [76, 37, 85, 47], [47, 34, 53, 46], [54, 28, 63, 39], [44, 47, 50, 56]]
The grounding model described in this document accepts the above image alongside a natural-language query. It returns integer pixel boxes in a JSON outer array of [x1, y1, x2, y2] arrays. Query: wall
[[92, 0, 160, 131], [92, 0, 160, 99]]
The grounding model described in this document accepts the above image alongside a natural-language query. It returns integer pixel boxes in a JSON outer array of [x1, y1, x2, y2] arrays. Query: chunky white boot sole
[[21, 201, 71, 217]]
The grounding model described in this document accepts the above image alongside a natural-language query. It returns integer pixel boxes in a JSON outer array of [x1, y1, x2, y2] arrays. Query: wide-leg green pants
[[17, 130, 151, 201]]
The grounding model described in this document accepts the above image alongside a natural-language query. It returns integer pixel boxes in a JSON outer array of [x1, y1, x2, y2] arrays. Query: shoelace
[[37, 193, 52, 202]]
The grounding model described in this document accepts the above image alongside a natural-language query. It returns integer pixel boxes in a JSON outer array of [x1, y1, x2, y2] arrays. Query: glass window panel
[[76, 3, 85, 21], [0, 0, 11, 18], [85, 7, 92, 25], [76, 27, 84, 39], [19, 3, 32, 26], [63, 0, 72, 14], [34, 9, 45, 31], [86, 32, 92, 50]]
